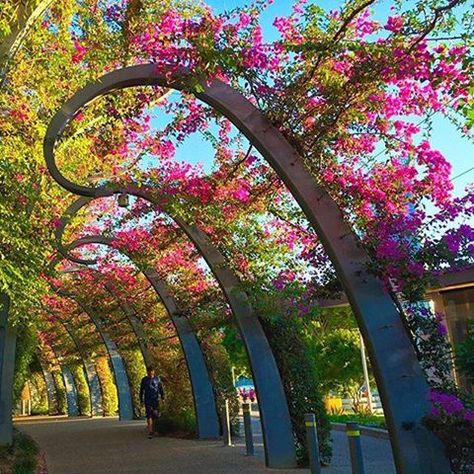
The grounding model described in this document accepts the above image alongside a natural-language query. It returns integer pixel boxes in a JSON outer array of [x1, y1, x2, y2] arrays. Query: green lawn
[[329, 413, 386, 429]]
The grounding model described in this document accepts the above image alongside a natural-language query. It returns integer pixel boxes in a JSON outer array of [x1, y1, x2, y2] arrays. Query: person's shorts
[[145, 403, 159, 419]]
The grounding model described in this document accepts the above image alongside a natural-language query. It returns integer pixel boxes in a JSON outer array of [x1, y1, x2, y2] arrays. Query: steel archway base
[[0, 294, 16, 445], [44, 64, 451, 473]]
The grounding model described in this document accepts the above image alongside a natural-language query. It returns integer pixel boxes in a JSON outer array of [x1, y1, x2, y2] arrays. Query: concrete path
[[16, 417, 396, 474]]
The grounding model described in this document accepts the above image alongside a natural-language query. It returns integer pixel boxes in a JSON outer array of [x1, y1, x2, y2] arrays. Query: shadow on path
[[16, 417, 395, 474]]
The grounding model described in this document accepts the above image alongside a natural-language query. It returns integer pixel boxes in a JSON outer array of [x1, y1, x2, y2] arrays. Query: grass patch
[[0, 430, 40, 474], [329, 413, 386, 429]]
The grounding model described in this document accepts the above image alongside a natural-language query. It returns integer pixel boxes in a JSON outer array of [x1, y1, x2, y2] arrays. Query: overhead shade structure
[[60, 229, 220, 440], [44, 64, 451, 472]]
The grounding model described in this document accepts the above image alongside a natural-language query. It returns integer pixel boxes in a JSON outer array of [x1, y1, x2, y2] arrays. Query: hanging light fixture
[[118, 193, 129, 208]]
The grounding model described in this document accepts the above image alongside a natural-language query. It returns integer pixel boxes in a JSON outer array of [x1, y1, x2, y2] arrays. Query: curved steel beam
[[41, 336, 80, 417], [63, 234, 220, 440], [59, 320, 103, 417], [49, 258, 152, 416], [37, 352, 67, 416], [42, 368, 57, 415], [55, 289, 134, 420], [57, 196, 294, 466], [0, 293, 16, 444], [44, 64, 450, 472], [101, 279, 152, 368], [52, 352, 79, 417]]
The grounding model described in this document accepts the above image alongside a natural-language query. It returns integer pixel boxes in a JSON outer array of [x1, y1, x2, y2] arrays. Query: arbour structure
[[59, 228, 221, 440], [19, 226, 222, 431], [42, 64, 451, 473], [53, 286, 135, 421], [56, 194, 296, 467]]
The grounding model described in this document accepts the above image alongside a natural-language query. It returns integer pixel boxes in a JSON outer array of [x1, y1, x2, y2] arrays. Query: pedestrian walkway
[[16, 417, 396, 474]]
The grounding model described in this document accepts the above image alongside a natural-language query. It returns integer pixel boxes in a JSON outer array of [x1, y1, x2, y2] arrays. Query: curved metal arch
[[62, 233, 220, 440], [37, 349, 68, 416], [43, 334, 80, 417], [46, 313, 98, 417], [56, 194, 295, 468], [80, 269, 152, 369], [41, 368, 58, 415], [103, 282, 152, 368], [59, 319, 103, 417], [44, 64, 450, 472], [0, 293, 16, 444], [55, 289, 134, 420], [56, 361, 79, 417], [50, 258, 153, 417]]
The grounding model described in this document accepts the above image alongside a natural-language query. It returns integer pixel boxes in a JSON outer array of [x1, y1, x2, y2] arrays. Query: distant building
[[427, 267, 474, 393], [319, 266, 474, 393]]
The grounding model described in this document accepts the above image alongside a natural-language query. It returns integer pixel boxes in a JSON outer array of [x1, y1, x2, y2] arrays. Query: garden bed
[[0, 430, 46, 474], [329, 413, 386, 429]]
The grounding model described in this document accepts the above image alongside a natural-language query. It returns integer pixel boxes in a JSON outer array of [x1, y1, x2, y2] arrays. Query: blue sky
[[193, 0, 473, 199]]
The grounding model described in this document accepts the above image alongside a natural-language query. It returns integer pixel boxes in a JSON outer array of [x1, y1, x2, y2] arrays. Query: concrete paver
[[16, 417, 396, 474]]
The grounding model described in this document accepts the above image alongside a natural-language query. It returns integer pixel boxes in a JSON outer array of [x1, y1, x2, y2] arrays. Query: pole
[[222, 399, 232, 446], [359, 332, 373, 413], [304, 413, 321, 474], [346, 422, 365, 474], [243, 402, 255, 456]]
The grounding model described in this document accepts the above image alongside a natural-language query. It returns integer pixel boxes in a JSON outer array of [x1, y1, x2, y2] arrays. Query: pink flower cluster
[[428, 389, 474, 423], [239, 388, 256, 403]]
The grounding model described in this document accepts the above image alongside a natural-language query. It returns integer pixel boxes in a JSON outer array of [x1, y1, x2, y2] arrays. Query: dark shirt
[[140, 376, 165, 405]]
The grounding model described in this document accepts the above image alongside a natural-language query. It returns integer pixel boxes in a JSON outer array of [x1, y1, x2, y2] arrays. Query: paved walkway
[[16, 417, 396, 474]]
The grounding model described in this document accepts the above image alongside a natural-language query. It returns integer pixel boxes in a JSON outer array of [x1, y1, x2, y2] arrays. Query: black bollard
[[346, 422, 365, 474], [304, 413, 321, 474], [222, 399, 232, 446], [242, 403, 255, 456]]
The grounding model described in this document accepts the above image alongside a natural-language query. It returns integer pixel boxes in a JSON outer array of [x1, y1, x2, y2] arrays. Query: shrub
[[51, 370, 67, 415], [29, 371, 49, 416], [121, 348, 146, 418], [70, 364, 91, 416], [260, 312, 332, 465], [95, 356, 118, 416], [424, 389, 474, 474], [201, 332, 240, 434], [0, 430, 39, 474]]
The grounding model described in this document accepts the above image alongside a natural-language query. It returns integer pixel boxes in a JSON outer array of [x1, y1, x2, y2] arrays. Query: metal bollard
[[304, 413, 321, 474], [222, 399, 232, 446], [242, 403, 255, 456], [346, 422, 365, 474]]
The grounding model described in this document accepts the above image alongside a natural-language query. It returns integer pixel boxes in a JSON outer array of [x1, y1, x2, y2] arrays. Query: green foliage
[[328, 413, 386, 429], [304, 307, 366, 397], [202, 332, 240, 432], [260, 311, 332, 465], [13, 325, 37, 404], [0, 430, 39, 474], [95, 356, 118, 416], [220, 325, 251, 379], [455, 319, 474, 381], [121, 349, 146, 418], [51, 370, 67, 415], [70, 364, 91, 416], [29, 371, 49, 416], [150, 343, 197, 437]]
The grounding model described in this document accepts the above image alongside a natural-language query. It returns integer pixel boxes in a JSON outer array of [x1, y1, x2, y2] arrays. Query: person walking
[[140, 367, 165, 439]]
